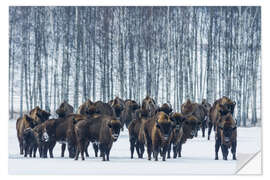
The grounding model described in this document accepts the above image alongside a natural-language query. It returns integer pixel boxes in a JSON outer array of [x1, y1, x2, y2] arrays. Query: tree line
[[9, 6, 261, 126]]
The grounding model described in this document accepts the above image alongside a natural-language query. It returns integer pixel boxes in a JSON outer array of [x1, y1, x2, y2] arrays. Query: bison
[[208, 96, 236, 140], [127, 108, 148, 159], [29, 106, 51, 124], [158, 103, 173, 115], [120, 99, 140, 129], [74, 114, 121, 161], [77, 99, 96, 116], [56, 101, 74, 118], [167, 112, 185, 159], [181, 99, 208, 137], [108, 96, 125, 119], [177, 114, 201, 157], [215, 113, 237, 160], [142, 111, 174, 161], [16, 114, 38, 155], [141, 95, 158, 117]]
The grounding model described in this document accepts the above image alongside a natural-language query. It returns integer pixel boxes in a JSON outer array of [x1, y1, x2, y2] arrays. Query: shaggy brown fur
[[141, 96, 158, 117], [208, 96, 236, 140], [120, 99, 140, 129], [158, 103, 173, 115], [56, 101, 74, 118], [77, 99, 96, 116], [127, 108, 148, 159], [108, 97, 125, 119], [29, 106, 51, 124], [177, 115, 201, 157], [215, 113, 237, 160], [181, 99, 209, 137], [142, 111, 174, 161], [16, 114, 38, 155], [74, 115, 121, 161], [167, 113, 185, 158]]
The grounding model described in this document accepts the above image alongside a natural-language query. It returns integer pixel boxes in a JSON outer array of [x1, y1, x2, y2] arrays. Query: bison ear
[[108, 122, 112, 128], [25, 115, 33, 122]]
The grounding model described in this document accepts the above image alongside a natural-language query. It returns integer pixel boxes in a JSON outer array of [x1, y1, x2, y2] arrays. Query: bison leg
[[167, 143, 171, 159], [19, 141, 24, 155], [147, 143, 152, 161], [173, 144, 178, 159], [61, 144, 66, 157], [231, 141, 237, 160], [129, 137, 135, 159], [74, 146, 79, 160], [135, 142, 141, 158], [215, 136, 221, 160], [178, 143, 182, 157], [92, 142, 99, 157], [162, 145, 168, 161], [33, 146, 37, 158], [84, 141, 90, 157], [49, 141, 56, 158], [202, 120, 206, 138], [153, 144, 160, 161], [106, 146, 111, 161], [99, 144, 106, 161], [221, 144, 228, 160], [208, 122, 213, 140], [79, 141, 85, 161]]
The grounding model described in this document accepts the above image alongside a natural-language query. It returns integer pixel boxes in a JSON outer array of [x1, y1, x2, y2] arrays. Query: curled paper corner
[[235, 151, 262, 175]]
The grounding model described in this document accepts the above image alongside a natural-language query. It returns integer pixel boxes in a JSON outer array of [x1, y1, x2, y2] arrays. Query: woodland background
[[8, 6, 261, 126]]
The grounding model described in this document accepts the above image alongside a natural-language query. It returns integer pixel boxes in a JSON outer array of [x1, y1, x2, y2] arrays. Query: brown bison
[[158, 103, 173, 115], [41, 114, 85, 158], [108, 96, 125, 119], [77, 99, 96, 116], [25, 119, 57, 158], [29, 106, 51, 124], [181, 99, 208, 137], [120, 99, 140, 129], [208, 96, 236, 140], [22, 128, 39, 157], [127, 108, 148, 159], [177, 115, 201, 157], [215, 113, 237, 160], [167, 112, 186, 159], [56, 101, 74, 118], [74, 114, 122, 161], [142, 111, 174, 161], [141, 95, 158, 117], [16, 114, 38, 155]]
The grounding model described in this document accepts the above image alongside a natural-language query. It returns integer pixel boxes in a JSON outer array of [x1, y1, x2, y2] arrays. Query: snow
[[8, 120, 261, 175]]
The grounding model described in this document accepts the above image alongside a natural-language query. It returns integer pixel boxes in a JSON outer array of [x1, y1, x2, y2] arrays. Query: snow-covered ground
[[8, 120, 261, 175]]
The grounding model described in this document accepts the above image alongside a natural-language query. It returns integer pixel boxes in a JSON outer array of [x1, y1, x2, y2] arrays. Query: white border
[[1, 0, 268, 180]]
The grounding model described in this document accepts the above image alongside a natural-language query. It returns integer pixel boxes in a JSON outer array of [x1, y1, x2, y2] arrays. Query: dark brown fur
[[141, 96, 158, 117], [56, 101, 74, 118], [142, 111, 174, 161], [158, 103, 173, 115], [16, 114, 38, 155], [77, 99, 96, 116], [108, 97, 125, 118], [177, 115, 201, 157], [74, 115, 121, 161], [120, 99, 140, 129], [215, 113, 237, 160], [127, 109, 148, 158], [208, 96, 236, 140], [29, 106, 51, 124]]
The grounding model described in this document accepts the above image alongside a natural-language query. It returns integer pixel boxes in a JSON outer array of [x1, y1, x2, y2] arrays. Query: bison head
[[155, 112, 174, 141], [169, 112, 185, 133], [108, 119, 122, 142], [183, 115, 201, 138]]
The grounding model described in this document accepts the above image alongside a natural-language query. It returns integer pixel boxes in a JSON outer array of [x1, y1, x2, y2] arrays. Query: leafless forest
[[9, 6, 261, 126]]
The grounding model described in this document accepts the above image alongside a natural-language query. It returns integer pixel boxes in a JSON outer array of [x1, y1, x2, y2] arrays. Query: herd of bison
[[16, 95, 237, 161]]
